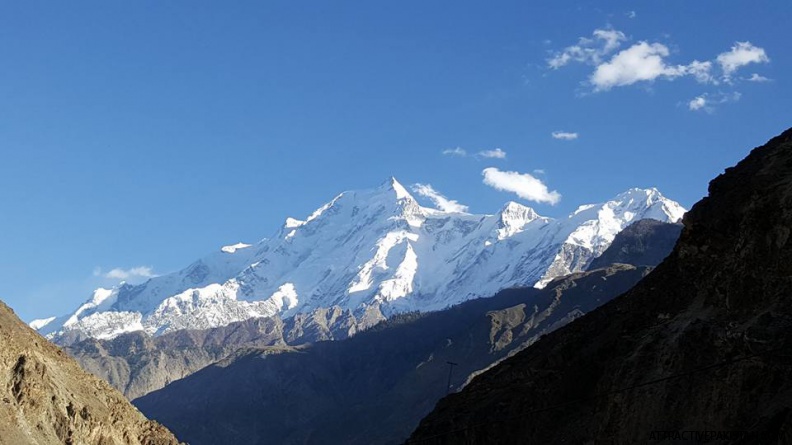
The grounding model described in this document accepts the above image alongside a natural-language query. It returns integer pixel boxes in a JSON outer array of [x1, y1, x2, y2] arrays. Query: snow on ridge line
[[38, 180, 686, 342], [29, 316, 56, 330], [221, 243, 252, 253]]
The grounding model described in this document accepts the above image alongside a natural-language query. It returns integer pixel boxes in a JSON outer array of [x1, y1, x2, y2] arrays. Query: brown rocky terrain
[[0, 301, 182, 445], [408, 129, 792, 443], [67, 304, 369, 400]]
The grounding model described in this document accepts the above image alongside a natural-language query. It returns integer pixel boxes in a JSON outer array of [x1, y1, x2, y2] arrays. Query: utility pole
[[446, 361, 458, 394]]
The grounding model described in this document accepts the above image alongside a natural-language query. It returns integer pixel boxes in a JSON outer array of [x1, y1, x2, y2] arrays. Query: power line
[[406, 345, 790, 443], [445, 361, 458, 395]]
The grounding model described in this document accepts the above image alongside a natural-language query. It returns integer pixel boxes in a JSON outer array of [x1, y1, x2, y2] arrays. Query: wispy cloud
[[94, 266, 157, 282], [687, 91, 741, 113], [688, 96, 707, 111], [482, 168, 561, 205], [747, 73, 771, 82], [548, 28, 626, 69], [477, 148, 507, 159], [552, 131, 578, 140], [411, 183, 469, 213], [442, 147, 467, 157], [717, 42, 769, 81], [626, 11, 636, 19]]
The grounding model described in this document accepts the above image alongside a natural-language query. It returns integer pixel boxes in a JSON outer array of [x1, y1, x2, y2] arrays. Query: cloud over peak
[[482, 168, 561, 205], [411, 183, 469, 213], [94, 266, 157, 282]]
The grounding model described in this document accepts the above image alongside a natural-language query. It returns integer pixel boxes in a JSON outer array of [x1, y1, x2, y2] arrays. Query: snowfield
[[33, 178, 685, 341]]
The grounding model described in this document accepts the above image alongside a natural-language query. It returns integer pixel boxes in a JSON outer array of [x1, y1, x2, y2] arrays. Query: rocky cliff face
[[408, 129, 792, 444], [0, 301, 181, 445], [587, 218, 682, 271], [66, 305, 365, 400], [133, 264, 651, 445]]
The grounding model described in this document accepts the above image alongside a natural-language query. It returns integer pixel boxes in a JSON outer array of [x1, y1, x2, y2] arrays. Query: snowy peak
[[535, 187, 685, 288], [609, 187, 686, 223], [37, 180, 686, 343], [497, 202, 542, 239], [383, 176, 414, 201]]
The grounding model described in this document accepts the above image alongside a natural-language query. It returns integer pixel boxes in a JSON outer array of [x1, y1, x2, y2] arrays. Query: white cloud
[[688, 96, 707, 111], [477, 148, 507, 159], [482, 167, 561, 205], [747, 73, 771, 82], [548, 28, 627, 69], [686, 60, 715, 84], [687, 91, 741, 113], [550, 28, 771, 98], [411, 183, 469, 213], [590, 42, 689, 91], [552, 131, 579, 140], [96, 266, 157, 282], [717, 42, 769, 80], [627, 11, 636, 19], [533, 169, 546, 175], [442, 147, 467, 157]]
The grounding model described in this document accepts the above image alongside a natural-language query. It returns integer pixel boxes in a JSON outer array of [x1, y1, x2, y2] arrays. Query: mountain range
[[64, 217, 672, 445], [33, 179, 684, 344]]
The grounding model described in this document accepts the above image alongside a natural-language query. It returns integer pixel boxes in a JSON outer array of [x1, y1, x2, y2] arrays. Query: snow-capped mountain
[[33, 178, 685, 341]]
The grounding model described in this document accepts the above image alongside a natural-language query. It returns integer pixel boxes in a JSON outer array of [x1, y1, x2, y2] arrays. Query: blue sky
[[1, 1, 789, 321]]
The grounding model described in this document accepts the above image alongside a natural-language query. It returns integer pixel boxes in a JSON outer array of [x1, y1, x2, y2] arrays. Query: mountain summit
[[33, 179, 685, 342]]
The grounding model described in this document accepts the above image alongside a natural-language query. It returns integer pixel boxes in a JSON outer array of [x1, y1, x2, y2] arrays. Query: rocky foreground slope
[[409, 129, 792, 443], [0, 301, 181, 445]]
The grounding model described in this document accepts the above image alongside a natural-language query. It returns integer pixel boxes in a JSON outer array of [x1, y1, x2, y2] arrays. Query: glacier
[[33, 178, 685, 342]]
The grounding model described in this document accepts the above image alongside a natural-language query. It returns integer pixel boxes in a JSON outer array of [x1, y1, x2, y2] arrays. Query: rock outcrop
[[587, 218, 682, 271], [0, 301, 182, 445], [408, 129, 792, 444]]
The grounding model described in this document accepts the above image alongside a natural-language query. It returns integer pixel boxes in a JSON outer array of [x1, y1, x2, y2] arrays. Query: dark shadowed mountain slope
[[409, 128, 792, 444], [66, 305, 363, 400], [587, 218, 682, 271], [0, 301, 181, 445], [134, 264, 651, 445]]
